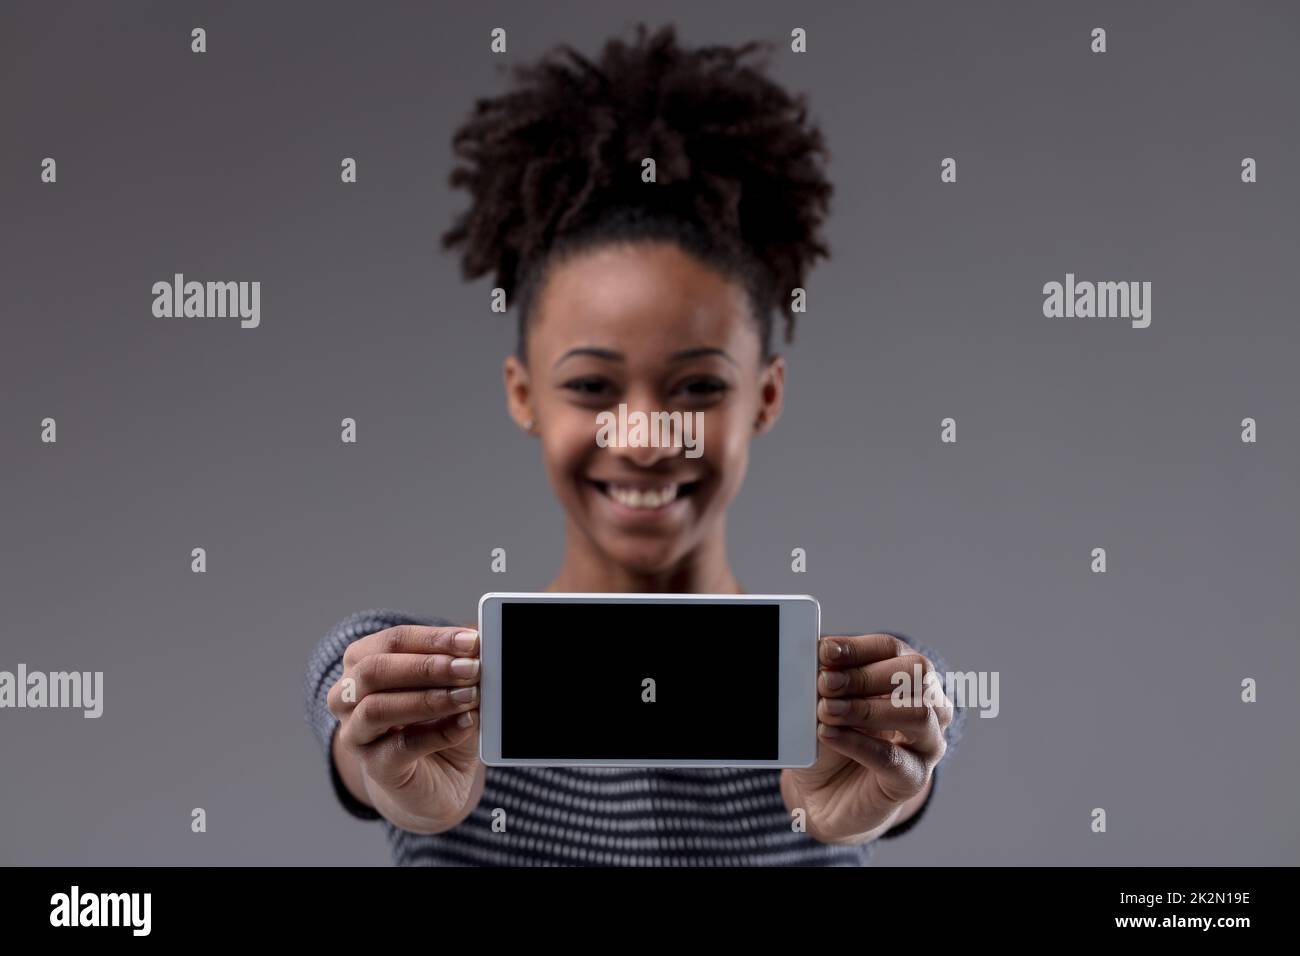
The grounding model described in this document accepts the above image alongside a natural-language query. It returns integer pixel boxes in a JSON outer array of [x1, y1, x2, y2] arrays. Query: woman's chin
[[597, 537, 692, 579]]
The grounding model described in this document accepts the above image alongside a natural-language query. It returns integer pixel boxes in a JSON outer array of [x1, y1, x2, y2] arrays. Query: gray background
[[1, 0, 1296, 866]]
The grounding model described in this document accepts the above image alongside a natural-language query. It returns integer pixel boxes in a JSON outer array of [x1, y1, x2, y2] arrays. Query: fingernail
[[821, 670, 848, 691], [456, 711, 474, 728], [823, 697, 849, 715], [451, 658, 479, 678], [822, 640, 843, 661], [450, 686, 476, 703], [819, 723, 839, 737], [454, 630, 478, 652]]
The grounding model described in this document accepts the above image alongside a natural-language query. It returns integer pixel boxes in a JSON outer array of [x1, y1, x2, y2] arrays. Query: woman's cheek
[[542, 435, 589, 502], [704, 415, 749, 506]]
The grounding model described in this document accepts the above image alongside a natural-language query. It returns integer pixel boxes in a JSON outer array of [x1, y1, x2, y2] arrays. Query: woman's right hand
[[326, 624, 485, 833]]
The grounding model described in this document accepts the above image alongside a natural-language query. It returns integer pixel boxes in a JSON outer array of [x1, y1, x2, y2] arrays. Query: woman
[[305, 22, 963, 866]]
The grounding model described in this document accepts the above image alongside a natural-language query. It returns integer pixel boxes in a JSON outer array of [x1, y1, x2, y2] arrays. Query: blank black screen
[[501, 602, 779, 760]]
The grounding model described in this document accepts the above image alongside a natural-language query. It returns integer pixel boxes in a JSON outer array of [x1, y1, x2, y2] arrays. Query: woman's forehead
[[532, 243, 758, 359]]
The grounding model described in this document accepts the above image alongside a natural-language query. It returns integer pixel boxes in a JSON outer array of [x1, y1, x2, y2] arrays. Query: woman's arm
[[322, 615, 482, 820], [782, 630, 967, 845], [304, 608, 478, 823], [874, 631, 966, 841]]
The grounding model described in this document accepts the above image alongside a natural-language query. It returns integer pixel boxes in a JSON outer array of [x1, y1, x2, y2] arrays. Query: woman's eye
[[679, 379, 728, 397], [563, 378, 611, 396]]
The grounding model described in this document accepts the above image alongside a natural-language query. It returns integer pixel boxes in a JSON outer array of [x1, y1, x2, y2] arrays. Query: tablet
[[477, 592, 820, 768]]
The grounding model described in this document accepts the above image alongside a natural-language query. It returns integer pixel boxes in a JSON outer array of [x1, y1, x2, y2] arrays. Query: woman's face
[[505, 240, 785, 576]]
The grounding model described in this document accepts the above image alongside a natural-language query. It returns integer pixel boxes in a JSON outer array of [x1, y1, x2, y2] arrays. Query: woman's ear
[[753, 353, 786, 435], [503, 354, 535, 433]]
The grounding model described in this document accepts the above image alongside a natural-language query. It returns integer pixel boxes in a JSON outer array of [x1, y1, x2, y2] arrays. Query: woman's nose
[[612, 436, 679, 468], [600, 399, 685, 467]]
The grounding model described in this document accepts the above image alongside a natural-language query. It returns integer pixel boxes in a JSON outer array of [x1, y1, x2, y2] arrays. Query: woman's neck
[[546, 521, 743, 594]]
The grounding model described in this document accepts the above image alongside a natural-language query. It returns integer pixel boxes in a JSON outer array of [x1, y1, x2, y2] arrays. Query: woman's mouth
[[586, 479, 701, 513]]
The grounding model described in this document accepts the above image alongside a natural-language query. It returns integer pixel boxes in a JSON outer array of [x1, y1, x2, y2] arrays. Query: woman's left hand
[[782, 633, 953, 844]]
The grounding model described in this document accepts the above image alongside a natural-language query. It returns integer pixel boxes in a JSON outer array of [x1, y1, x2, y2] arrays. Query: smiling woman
[[304, 20, 964, 866], [506, 238, 781, 582]]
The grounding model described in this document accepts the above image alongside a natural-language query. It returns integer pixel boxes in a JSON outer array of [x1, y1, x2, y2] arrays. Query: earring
[[522, 419, 535, 432]]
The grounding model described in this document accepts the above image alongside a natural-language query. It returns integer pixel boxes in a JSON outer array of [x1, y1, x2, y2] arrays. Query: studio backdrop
[[1, 0, 1297, 866]]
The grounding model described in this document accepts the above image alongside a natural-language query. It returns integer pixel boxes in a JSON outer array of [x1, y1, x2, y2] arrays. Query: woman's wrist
[[365, 761, 488, 835], [331, 724, 376, 811], [779, 769, 904, 846]]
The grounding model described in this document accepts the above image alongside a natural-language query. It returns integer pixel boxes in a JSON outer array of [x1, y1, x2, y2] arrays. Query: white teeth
[[606, 483, 680, 509]]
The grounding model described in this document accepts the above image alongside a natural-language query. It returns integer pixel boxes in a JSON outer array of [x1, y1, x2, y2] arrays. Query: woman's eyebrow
[[552, 345, 737, 368], [554, 347, 622, 368]]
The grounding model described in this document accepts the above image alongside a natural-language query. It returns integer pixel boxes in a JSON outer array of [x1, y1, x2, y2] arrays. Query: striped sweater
[[305, 608, 965, 866]]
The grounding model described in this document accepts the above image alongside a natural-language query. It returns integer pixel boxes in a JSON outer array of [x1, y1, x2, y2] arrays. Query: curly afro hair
[[440, 21, 833, 361]]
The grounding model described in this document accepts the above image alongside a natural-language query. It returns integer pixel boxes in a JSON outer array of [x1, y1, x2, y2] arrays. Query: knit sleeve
[[303, 607, 456, 821], [873, 630, 967, 841]]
